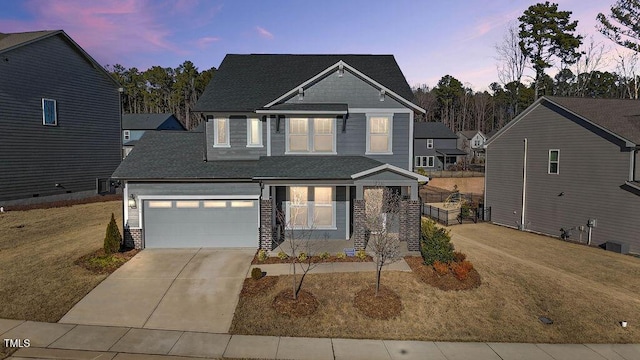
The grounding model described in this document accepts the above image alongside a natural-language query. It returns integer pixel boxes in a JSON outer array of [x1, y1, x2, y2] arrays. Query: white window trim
[[123, 130, 131, 141], [285, 117, 337, 155], [548, 149, 560, 174], [285, 186, 337, 230], [365, 113, 393, 155], [213, 118, 230, 148], [426, 139, 434, 149], [246, 118, 263, 147], [42, 98, 57, 126], [415, 156, 435, 168]]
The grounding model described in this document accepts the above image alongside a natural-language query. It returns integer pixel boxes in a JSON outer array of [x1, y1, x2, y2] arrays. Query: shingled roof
[[545, 96, 640, 145], [122, 113, 185, 130], [414, 122, 457, 139], [0, 30, 59, 52], [194, 54, 417, 112]]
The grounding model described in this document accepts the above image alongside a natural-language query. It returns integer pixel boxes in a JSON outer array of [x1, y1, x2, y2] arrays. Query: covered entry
[[143, 198, 259, 248]]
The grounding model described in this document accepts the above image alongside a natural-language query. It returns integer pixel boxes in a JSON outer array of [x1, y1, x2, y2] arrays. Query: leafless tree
[[568, 36, 610, 97], [616, 50, 640, 99], [495, 22, 529, 114], [364, 187, 403, 296]]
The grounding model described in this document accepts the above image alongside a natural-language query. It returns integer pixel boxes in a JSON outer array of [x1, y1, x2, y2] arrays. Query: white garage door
[[143, 199, 259, 248]]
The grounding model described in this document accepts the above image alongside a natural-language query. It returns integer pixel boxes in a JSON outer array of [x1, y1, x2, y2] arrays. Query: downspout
[[521, 138, 528, 230], [259, 181, 264, 249]]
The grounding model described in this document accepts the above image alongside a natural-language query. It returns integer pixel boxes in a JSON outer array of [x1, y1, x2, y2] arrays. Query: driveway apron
[[59, 248, 254, 333]]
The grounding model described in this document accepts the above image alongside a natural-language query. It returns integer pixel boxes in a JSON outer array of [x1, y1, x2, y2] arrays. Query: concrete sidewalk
[[248, 258, 412, 277], [2, 319, 639, 360]]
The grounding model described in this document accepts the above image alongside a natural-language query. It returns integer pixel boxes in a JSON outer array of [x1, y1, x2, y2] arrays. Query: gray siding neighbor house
[[413, 122, 466, 171], [485, 96, 640, 254], [457, 130, 486, 160], [122, 113, 185, 158], [112, 54, 428, 251], [0, 30, 121, 203]]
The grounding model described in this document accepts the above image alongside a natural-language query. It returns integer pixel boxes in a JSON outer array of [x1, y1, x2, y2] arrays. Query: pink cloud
[[195, 36, 220, 49], [256, 26, 274, 39]]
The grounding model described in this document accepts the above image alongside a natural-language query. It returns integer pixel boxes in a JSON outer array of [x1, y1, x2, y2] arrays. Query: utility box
[[605, 241, 629, 254]]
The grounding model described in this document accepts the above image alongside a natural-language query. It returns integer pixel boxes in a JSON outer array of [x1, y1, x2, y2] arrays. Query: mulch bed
[[252, 254, 373, 264], [5, 194, 121, 211], [272, 289, 319, 317], [240, 276, 279, 297], [75, 248, 139, 274], [405, 256, 482, 291], [353, 285, 403, 320]]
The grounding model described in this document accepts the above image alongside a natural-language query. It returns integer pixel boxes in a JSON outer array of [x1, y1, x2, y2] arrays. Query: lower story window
[[415, 156, 434, 168], [288, 186, 334, 228]]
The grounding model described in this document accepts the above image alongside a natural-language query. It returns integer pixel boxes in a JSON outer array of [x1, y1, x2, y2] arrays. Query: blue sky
[[0, 0, 623, 90]]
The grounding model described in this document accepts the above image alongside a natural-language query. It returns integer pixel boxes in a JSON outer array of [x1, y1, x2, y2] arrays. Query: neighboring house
[[122, 113, 185, 158], [413, 122, 466, 171], [112, 54, 428, 251], [0, 30, 121, 203], [457, 130, 486, 160], [485, 96, 640, 254]]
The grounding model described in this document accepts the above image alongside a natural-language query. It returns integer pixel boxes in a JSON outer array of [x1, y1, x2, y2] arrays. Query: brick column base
[[352, 199, 367, 250], [260, 199, 273, 250], [406, 200, 421, 251], [124, 228, 142, 249]]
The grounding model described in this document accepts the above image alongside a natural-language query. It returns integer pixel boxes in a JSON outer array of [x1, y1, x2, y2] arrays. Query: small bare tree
[[276, 188, 323, 300], [616, 50, 640, 99], [364, 187, 403, 296]]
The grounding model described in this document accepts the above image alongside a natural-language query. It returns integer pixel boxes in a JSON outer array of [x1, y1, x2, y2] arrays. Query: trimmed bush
[[420, 218, 454, 265], [453, 251, 467, 263], [277, 251, 289, 260], [104, 213, 122, 255], [432, 261, 449, 276], [298, 252, 307, 262], [319, 251, 331, 260], [451, 261, 471, 281], [257, 249, 268, 262], [251, 267, 263, 280], [356, 249, 368, 260], [336, 252, 347, 259]]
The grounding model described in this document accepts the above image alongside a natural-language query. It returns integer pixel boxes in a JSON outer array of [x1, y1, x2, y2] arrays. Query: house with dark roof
[[456, 130, 486, 160], [0, 30, 121, 204], [413, 122, 466, 171], [112, 54, 428, 251], [485, 96, 640, 254], [122, 113, 185, 158]]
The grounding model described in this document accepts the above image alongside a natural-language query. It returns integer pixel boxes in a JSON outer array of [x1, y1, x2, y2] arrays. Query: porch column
[[260, 198, 273, 250], [399, 199, 421, 252], [352, 199, 367, 250]]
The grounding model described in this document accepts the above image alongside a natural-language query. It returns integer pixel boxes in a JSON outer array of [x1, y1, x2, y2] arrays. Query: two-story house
[[486, 96, 640, 254], [122, 113, 185, 158], [112, 54, 427, 251], [413, 122, 466, 171], [457, 130, 486, 160], [0, 30, 121, 204]]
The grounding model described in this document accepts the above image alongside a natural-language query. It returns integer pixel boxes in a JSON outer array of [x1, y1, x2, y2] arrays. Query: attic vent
[[298, 87, 304, 101], [379, 89, 386, 102], [338, 63, 344, 77]]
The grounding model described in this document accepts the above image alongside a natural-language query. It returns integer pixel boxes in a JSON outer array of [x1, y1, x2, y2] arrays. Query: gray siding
[[414, 138, 459, 170], [284, 70, 405, 109], [124, 130, 146, 142], [635, 151, 639, 180], [206, 115, 267, 160], [486, 102, 640, 253], [127, 181, 260, 228], [0, 34, 121, 201], [270, 113, 410, 169]]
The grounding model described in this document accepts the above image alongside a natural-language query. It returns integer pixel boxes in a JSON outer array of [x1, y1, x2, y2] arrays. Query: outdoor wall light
[[128, 195, 137, 209]]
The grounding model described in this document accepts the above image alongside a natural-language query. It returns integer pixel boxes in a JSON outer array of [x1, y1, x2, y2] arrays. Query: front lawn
[[231, 223, 640, 343], [0, 200, 124, 322]]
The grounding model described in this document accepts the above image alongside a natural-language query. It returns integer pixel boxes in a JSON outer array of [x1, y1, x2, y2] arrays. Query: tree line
[[106, 1, 640, 134]]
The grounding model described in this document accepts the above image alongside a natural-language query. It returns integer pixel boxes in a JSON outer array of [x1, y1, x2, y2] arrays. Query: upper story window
[[214, 118, 230, 147], [426, 139, 434, 149], [366, 114, 393, 154], [548, 149, 560, 174], [286, 117, 336, 154], [42, 98, 57, 126], [247, 118, 263, 147], [123, 130, 131, 141]]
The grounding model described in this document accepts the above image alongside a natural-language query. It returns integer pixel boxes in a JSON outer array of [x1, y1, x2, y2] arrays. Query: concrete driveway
[[59, 248, 254, 333]]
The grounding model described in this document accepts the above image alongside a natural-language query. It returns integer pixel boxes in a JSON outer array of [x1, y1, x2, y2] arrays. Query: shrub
[[251, 267, 263, 280], [104, 213, 122, 255], [460, 260, 474, 271], [336, 252, 347, 259], [277, 251, 289, 260], [420, 218, 454, 265], [298, 252, 307, 262], [453, 251, 467, 263], [319, 251, 330, 260], [356, 249, 368, 260], [450, 262, 470, 281], [432, 261, 449, 276], [257, 249, 268, 262]]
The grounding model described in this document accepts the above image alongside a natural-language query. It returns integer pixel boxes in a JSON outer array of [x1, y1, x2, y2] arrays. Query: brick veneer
[[352, 199, 367, 250], [124, 228, 142, 249], [260, 199, 273, 250], [403, 200, 421, 251]]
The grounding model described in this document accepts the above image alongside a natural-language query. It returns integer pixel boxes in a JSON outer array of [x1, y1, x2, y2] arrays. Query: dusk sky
[[0, 0, 628, 91]]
